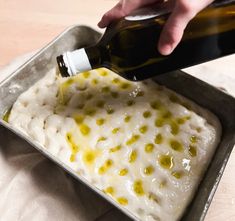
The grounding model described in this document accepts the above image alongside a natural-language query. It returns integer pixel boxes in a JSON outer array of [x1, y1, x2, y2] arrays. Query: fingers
[[98, 2, 125, 28], [98, 0, 214, 55], [158, 1, 197, 55], [158, 0, 214, 55], [98, 0, 161, 28]]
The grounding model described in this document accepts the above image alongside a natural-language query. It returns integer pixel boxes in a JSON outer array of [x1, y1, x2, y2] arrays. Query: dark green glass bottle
[[57, 0, 235, 81]]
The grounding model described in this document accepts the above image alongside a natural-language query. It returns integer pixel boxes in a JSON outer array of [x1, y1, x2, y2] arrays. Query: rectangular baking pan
[[0, 26, 235, 221]]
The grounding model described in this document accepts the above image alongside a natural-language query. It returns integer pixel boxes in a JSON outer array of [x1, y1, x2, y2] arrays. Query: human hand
[[98, 0, 214, 55]]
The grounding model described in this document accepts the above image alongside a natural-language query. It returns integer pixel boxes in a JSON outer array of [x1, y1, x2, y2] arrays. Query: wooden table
[[0, 1, 234, 220]]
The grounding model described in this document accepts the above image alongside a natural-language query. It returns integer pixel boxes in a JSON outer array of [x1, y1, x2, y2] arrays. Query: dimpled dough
[[9, 68, 221, 221]]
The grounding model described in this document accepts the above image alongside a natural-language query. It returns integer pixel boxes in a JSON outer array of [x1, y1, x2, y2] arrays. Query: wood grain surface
[[0, 1, 234, 221]]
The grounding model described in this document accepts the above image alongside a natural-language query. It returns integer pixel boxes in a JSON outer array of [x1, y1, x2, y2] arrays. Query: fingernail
[[97, 22, 102, 28], [98, 21, 105, 28], [160, 44, 173, 56]]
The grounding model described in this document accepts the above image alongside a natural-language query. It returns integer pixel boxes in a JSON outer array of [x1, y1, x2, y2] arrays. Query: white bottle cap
[[62, 48, 92, 76]]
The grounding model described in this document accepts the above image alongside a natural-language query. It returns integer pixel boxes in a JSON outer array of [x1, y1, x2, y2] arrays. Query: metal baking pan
[[0, 25, 235, 221]]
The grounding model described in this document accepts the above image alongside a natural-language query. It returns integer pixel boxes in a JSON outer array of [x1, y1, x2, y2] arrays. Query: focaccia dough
[[9, 68, 221, 221]]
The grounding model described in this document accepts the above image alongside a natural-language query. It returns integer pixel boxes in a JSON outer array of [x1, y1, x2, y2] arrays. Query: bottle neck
[[85, 46, 103, 69], [57, 46, 103, 77]]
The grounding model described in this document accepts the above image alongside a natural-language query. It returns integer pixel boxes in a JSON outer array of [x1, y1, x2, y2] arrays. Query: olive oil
[[104, 186, 115, 195], [66, 132, 79, 162], [133, 180, 145, 196], [117, 197, 128, 205], [159, 155, 174, 170], [2, 108, 11, 123], [57, 0, 235, 81], [145, 143, 154, 153], [119, 168, 128, 176]]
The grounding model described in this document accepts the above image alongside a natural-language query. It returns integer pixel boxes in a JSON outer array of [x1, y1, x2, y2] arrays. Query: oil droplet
[[120, 82, 131, 89], [117, 197, 128, 205], [124, 115, 131, 123], [129, 150, 137, 163], [91, 78, 99, 85], [119, 168, 128, 176], [170, 121, 179, 135], [97, 137, 107, 142], [98, 159, 113, 174], [126, 135, 140, 145], [3, 109, 11, 122], [133, 180, 145, 196], [144, 165, 155, 175], [112, 127, 120, 134], [63, 78, 74, 87], [189, 145, 197, 157], [169, 139, 183, 152], [143, 111, 152, 118], [84, 108, 96, 116], [155, 118, 164, 127], [66, 133, 78, 151], [82, 71, 90, 78], [139, 125, 148, 134], [80, 124, 90, 136], [83, 150, 98, 165], [127, 100, 135, 106], [176, 116, 191, 124], [101, 86, 110, 93], [98, 166, 105, 174], [159, 155, 174, 170], [96, 100, 105, 108], [171, 171, 183, 179], [66, 132, 79, 162], [150, 101, 161, 110], [154, 133, 163, 144], [161, 110, 172, 119], [104, 186, 115, 196], [96, 118, 105, 126], [106, 107, 115, 114], [112, 78, 121, 84], [190, 135, 197, 143], [145, 143, 154, 153], [73, 115, 84, 125], [176, 118, 186, 124], [70, 155, 75, 162], [110, 145, 122, 153], [98, 69, 109, 76], [105, 159, 113, 167], [111, 91, 119, 98]]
